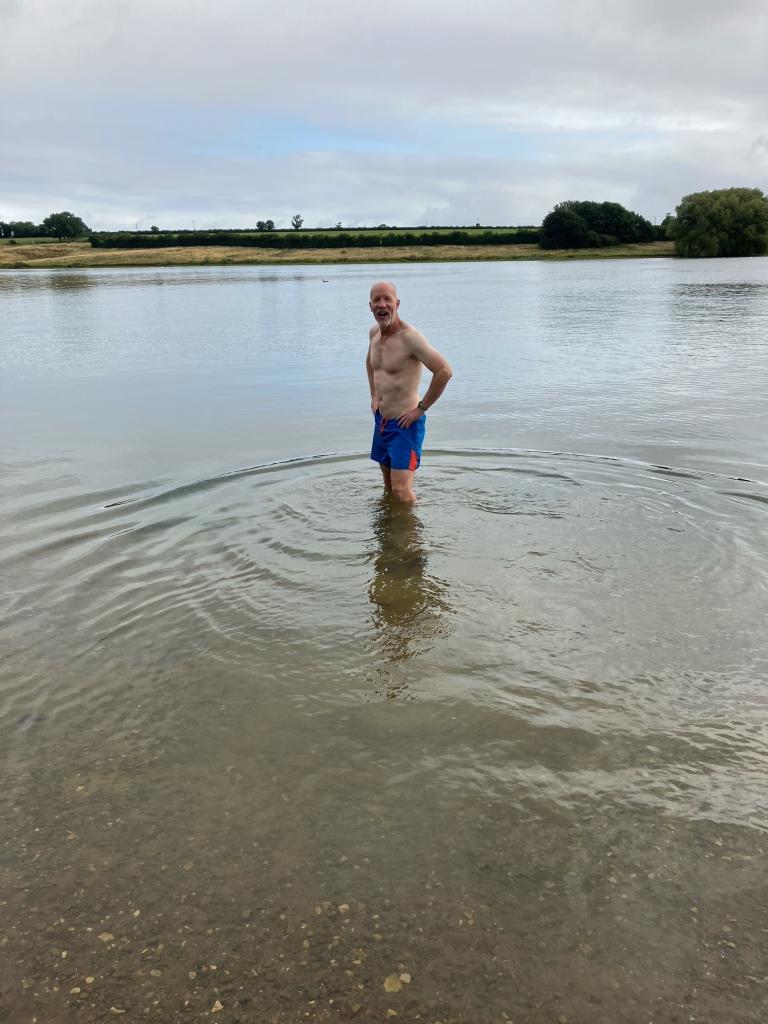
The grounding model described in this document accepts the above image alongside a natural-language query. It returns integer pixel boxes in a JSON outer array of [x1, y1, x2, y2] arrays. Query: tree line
[[89, 227, 542, 250], [6, 188, 768, 256], [0, 211, 89, 240]]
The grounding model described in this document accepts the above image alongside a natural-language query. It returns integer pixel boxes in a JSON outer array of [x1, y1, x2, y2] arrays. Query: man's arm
[[366, 328, 378, 413], [397, 329, 453, 428]]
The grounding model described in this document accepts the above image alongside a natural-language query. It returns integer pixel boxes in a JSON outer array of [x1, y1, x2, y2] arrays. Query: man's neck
[[380, 316, 402, 339]]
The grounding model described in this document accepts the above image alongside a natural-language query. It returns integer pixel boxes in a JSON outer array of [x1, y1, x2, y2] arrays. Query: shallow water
[[1, 258, 768, 1022]]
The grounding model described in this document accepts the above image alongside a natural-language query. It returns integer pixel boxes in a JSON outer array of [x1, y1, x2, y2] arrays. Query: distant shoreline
[[0, 239, 674, 270]]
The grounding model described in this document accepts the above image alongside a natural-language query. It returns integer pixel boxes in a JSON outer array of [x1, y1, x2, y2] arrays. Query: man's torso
[[369, 324, 422, 419]]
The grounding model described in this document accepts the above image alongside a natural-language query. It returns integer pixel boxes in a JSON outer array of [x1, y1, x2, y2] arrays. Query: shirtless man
[[366, 281, 452, 502]]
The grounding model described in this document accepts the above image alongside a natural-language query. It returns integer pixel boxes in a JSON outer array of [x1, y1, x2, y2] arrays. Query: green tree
[[668, 188, 768, 257], [656, 214, 674, 241], [256, 219, 275, 231], [2, 220, 41, 237], [540, 200, 655, 249], [540, 205, 597, 249], [291, 213, 304, 230], [42, 211, 89, 240]]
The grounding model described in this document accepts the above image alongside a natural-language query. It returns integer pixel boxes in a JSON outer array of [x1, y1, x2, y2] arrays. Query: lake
[[1, 257, 767, 1023]]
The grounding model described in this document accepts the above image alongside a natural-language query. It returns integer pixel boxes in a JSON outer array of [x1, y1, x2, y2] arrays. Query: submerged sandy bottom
[[2, 450, 767, 1023]]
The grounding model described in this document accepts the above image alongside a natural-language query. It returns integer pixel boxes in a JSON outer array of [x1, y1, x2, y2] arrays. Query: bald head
[[370, 280, 398, 299]]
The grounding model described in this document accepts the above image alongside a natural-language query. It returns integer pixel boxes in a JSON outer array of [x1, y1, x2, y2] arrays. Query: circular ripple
[[1, 448, 767, 828]]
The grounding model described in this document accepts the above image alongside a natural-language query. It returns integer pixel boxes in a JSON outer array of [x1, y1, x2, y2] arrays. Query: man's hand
[[371, 397, 379, 414], [397, 406, 423, 428]]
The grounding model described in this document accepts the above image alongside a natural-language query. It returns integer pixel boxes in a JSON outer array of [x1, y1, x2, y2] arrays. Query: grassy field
[[0, 239, 674, 269], [0, 236, 68, 246]]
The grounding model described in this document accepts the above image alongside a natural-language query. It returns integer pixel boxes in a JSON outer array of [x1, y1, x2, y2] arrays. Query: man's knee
[[391, 475, 415, 502]]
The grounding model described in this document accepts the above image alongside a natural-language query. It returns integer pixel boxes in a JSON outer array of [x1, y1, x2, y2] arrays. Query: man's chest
[[371, 335, 413, 374]]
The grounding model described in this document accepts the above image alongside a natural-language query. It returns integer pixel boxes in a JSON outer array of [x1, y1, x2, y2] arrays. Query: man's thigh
[[389, 418, 425, 473]]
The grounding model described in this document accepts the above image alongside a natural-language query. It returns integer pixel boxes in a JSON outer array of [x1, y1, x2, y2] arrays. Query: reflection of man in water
[[366, 281, 452, 502], [368, 498, 451, 688]]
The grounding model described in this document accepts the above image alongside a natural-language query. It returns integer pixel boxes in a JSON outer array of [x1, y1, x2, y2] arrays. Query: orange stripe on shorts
[[409, 449, 418, 472]]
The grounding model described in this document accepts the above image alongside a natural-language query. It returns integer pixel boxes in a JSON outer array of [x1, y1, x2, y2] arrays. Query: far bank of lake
[[0, 237, 673, 269]]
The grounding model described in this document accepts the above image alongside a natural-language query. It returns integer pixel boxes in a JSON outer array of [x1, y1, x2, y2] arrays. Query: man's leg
[[390, 468, 416, 503], [388, 419, 423, 503], [371, 412, 392, 492]]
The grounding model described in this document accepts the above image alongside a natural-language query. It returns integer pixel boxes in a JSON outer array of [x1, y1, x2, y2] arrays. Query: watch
[[417, 400, 427, 411]]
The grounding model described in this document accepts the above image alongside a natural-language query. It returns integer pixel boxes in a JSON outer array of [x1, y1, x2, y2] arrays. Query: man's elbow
[[439, 365, 453, 384]]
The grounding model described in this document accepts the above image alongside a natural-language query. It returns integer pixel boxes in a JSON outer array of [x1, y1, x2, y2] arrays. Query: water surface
[[1, 258, 767, 1023]]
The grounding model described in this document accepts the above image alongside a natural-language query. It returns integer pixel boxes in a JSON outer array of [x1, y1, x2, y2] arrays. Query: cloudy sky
[[1, 0, 766, 230]]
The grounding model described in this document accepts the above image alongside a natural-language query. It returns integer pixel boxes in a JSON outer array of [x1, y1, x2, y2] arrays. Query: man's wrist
[[417, 399, 428, 412]]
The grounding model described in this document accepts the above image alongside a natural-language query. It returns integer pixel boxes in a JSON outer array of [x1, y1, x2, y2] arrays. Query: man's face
[[369, 284, 399, 329]]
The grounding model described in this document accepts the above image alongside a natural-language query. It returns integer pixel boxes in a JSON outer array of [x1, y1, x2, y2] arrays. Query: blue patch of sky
[[168, 107, 420, 158], [73, 97, 540, 159], [67, 96, 661, 162], [198, 110, 548, 160], [185, 111, 663, 162]]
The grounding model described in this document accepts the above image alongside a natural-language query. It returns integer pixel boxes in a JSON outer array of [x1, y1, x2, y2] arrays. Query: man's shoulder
[[401, 323, 428, 349]]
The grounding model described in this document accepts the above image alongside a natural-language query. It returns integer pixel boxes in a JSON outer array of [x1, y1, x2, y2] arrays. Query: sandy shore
[[0, 239, 674, 269]]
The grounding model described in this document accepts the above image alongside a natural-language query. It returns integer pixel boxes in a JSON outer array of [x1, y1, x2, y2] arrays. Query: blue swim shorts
[[370, 410, 427, 472]]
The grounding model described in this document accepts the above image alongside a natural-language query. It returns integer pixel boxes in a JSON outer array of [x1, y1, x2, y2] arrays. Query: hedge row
[[90, 228, 541, 250]]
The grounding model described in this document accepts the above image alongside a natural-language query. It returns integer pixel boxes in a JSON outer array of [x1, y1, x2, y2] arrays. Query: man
[[366, 281, 452, 502]]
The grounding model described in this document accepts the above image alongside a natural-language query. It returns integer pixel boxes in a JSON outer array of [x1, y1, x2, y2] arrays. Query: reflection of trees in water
[[0, 272, 160, 294], [671, 282, 768, 326], [367, 496, 451, 698], [0, 273, 97, 295]]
